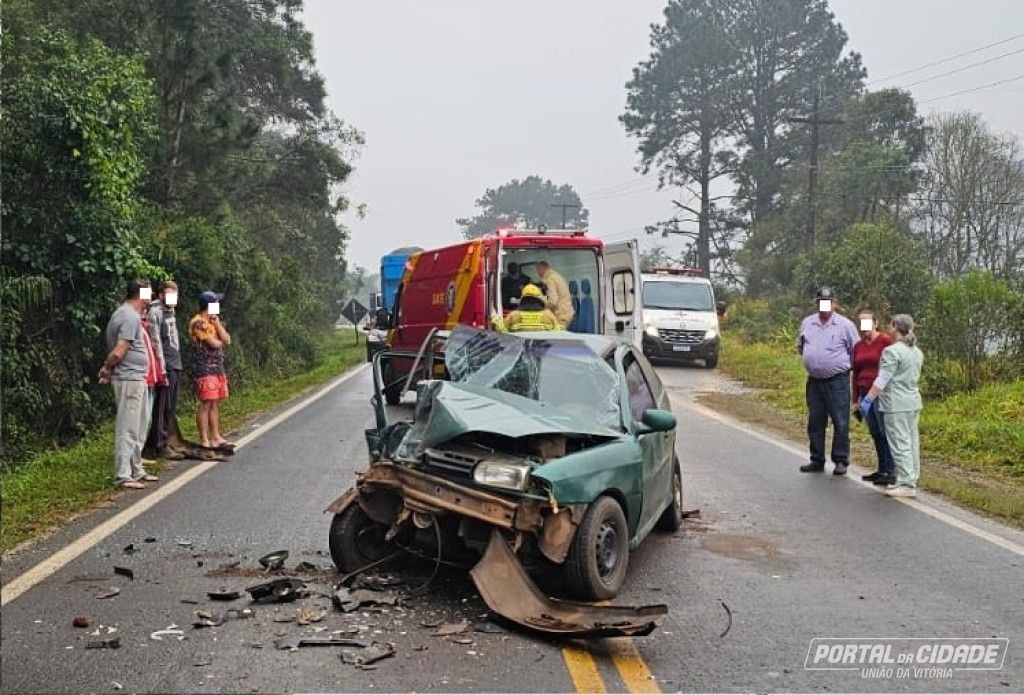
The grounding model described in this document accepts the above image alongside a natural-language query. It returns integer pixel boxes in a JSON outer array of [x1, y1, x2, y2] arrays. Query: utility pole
[[787, 85, 842, 253], [550, 203, 581, 229]]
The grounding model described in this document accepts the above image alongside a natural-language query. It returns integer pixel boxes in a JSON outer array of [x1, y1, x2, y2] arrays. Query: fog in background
[[301, 0, 1024, 270]]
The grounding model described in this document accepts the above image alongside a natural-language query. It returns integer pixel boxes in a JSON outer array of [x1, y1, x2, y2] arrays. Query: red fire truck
[[379, 228, 641, 404]]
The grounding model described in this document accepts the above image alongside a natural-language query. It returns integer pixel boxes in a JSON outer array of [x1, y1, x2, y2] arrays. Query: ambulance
[[640, 267, 723, 368], [379, 228, 641, 404]]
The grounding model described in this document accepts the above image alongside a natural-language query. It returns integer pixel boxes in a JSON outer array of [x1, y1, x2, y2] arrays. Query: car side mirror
[[640, 408, 676, 433], [715, 300, 727, 316]]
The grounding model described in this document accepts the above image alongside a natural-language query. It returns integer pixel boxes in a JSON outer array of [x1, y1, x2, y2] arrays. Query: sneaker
[[873, 475, 896, 486], [833, 463, 848, 476], [800, 463, 825, 472], [119, 480, 146, 490], [158, 448, 186, 461], [861, 471, 881, 482], [885, 486, 917, 498]]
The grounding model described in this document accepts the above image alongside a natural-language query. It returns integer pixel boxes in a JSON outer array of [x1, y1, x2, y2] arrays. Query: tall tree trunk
[[698, 110, 712, 276]]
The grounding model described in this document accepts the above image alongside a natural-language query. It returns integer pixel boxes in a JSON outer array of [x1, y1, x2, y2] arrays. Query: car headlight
[[705, 329, 718, 340], [473, 462, 531, 491], [644, 325, 659, 337]]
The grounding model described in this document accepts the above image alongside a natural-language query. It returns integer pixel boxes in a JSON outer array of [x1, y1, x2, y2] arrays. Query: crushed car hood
[[396, 380, 621, 457]]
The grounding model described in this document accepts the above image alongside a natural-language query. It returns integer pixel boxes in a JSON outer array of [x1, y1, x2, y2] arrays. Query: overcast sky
[[301, 0, 1024, 271]]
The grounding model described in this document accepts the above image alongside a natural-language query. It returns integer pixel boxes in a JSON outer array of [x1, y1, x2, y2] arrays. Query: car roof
[[510, 330, 626, 357], [641, 273, 711, 284]]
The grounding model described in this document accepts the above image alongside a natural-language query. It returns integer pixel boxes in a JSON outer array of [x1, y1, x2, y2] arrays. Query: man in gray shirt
[[100, 279, 159, 489]]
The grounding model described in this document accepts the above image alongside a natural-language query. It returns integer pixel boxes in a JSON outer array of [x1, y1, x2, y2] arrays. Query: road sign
[[340, 298, 368, 324]]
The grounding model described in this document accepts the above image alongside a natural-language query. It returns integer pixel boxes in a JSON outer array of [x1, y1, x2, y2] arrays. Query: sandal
[[138, 474, 159, 482], [119, 480, 146, 490]]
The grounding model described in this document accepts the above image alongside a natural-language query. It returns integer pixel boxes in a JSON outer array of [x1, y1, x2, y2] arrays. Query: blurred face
[[817, 298, 833, 314], [858, 313, 876, 335], [207, 301, 220, 316], [138, 286, 152, 304], [163, 285, 178, 307]]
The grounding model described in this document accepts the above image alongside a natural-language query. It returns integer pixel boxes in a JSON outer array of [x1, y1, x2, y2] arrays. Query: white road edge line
[[1, 362, 371, 606], [679, 399, 1024, 559]]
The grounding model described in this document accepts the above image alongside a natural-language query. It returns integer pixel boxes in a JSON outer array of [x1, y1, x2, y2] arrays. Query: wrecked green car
[[326, 326, 681, 636]]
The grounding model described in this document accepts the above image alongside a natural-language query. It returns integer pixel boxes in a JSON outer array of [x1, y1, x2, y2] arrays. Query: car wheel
[[564, 496, 629, 600], [656, 458, 684, 532], [382, 362, 402, 406], [329, 503, 395, 573], [704, 354, 719, 369]]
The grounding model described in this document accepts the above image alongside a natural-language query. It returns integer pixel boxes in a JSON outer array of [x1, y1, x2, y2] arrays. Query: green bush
[[724, 297, 800, 348]]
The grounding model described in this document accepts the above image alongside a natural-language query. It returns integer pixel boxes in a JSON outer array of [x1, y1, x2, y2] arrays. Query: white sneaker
[[885, 486, 917, 498]]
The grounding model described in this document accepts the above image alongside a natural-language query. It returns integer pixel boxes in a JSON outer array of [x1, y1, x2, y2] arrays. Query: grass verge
[[1, 330, 366, 553], [702, 329, 1024, 528]]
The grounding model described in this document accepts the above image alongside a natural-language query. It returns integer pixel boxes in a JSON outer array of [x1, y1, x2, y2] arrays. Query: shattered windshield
[[444, 326, 621, 429]]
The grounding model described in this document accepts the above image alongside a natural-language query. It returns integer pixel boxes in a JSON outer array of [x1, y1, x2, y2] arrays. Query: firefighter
[[491, 284, 563, 332]]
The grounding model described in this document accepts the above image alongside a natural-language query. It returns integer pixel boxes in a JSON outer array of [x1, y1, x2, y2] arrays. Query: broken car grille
[[659, 329, 705, 345], [422, 448, 478, 481]]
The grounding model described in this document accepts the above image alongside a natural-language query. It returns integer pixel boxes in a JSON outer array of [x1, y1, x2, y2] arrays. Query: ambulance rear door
[[602, 239, 642, 346]]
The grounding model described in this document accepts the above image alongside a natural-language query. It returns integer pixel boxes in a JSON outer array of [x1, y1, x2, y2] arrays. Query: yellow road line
[[562, 643, 607, 693], [606, 637, 661, 693]]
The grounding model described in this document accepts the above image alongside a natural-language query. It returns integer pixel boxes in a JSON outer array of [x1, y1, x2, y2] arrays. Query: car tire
[[656, 458, 684, 532], [382, 362, 402, 406], [564, 495, 629, 600], [328, 503, 395, 574], [704, 354, 719, 369]]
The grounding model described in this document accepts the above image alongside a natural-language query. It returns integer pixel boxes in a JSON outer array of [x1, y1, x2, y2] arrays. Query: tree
[[794, 223, 932, 318], [622, 0, 739, 276], [639, 245, 685, 272], [1, 26, 159, 449], [816, 89, 926, 236], [727, 0, 865, 293], [915, 112, 1024, 282], [456, 176, 588, 238]]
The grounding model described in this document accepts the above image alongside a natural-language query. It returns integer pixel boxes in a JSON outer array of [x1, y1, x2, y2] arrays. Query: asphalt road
[[2, 361, 1022, 694]]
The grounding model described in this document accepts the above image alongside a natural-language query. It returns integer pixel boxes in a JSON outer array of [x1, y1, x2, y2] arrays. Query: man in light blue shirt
[[795, 287, 860, 475]]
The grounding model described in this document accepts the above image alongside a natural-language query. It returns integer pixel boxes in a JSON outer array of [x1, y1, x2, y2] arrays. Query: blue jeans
[[858, 388, 895, 478], [806, 373, 851, 466]]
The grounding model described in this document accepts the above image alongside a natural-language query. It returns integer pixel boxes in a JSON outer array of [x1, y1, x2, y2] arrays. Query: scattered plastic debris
[[113, 566, 134, 581], [72, 616, 90, 628], [296, 607, 327, 626], [432, 620, 471, 637], [273, 634, 370, 651], [85, 638, 121, 650], [719, 600, 732, 639], [246, 578, 306, 603], [193, 658, 213, 667], [96, 588, 120, 600], [472, 620, 505, 634], [207, 589, 241, 602], [258, 550, 289, 571], [180, 598, 200, 605], [340, 641, 395, 667], [419, 617, 443, 629], [293, 561, 317, 573], [123, 544, 138, 555], [331, 587, 400, 613], [351, 573, 404, 591], [175, 538, 193, 548], [150, 626, 185, 641], [144, 537, 157, 543]]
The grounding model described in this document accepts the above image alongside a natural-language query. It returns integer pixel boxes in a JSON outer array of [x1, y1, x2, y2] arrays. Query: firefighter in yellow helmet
[[491, 284, 564, 332]]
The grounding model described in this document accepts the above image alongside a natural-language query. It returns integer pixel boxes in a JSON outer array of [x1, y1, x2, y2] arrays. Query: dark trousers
[[857, 387, 895, 477], [146, 368, 180, 452], [806, 373, 851, 466]]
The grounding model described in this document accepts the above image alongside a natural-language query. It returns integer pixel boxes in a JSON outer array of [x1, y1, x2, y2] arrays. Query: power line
[[899, 46, 1024, 89], [866, 32, 1024, 85], [919, 71, 1024, 104]]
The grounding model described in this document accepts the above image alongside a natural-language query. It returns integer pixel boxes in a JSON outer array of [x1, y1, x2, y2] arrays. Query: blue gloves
[[858, 396, 875, 417]]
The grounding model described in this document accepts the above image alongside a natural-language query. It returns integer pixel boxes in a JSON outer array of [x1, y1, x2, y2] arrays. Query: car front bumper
[[642, 333, 720, 361]]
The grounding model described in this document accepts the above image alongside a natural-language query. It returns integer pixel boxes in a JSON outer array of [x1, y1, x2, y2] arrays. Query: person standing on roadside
[[99, 279, 160, 489], [189, 291, 234, 449], [536, 260, 574, 328], [859, 314, 924, 498], [146, 280, 185, 460], [796, 287, 860, 475], [852, 309, 896, 486]]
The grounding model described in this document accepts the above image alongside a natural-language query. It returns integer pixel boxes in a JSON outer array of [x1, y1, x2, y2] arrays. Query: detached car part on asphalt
[[326, 326, 681, 637]]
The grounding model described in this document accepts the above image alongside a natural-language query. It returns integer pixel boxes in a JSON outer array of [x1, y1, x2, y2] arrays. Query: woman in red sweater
[[852, 309, 895, 485]]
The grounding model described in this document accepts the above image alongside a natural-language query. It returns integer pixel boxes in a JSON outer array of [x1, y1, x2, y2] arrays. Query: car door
[[603, 240, 641, 347], [620, 348, 671, 536]]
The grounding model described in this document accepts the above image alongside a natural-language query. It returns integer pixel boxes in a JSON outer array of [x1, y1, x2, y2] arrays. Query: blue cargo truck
[[367, 247, 421, 361]]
